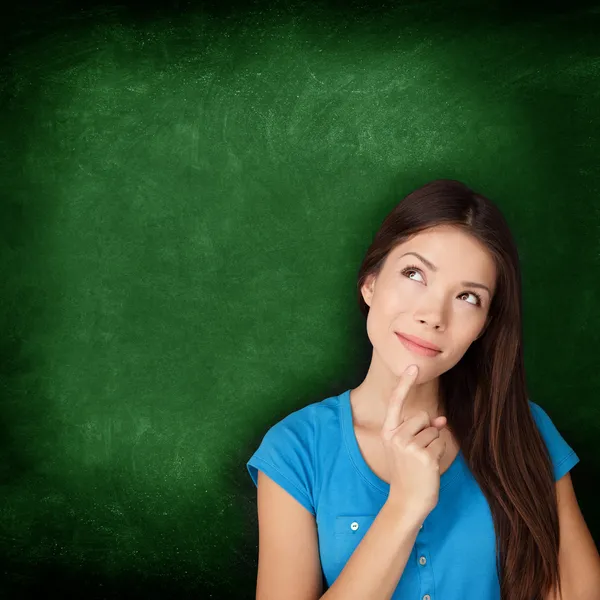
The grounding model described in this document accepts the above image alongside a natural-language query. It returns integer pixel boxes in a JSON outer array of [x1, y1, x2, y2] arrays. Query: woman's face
[[361, 224, 497, 383]]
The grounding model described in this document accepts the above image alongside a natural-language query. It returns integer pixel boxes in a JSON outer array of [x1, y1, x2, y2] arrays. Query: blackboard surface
[[1, 0, 599, 597]]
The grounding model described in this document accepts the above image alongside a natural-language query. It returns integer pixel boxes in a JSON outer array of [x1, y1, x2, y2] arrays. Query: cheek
[[364, 308, 379, 347], [457, 324, 480, 341], [446, 324, 481, 352], [365, 306, 394, 349], [443, 329, 483, 368]]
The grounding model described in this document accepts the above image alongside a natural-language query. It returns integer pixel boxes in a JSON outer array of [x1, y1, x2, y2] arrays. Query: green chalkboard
[[1, 0, 599, 597]]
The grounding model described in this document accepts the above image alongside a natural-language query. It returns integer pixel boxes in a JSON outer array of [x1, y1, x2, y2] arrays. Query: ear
[[361, 273, 377, 308]]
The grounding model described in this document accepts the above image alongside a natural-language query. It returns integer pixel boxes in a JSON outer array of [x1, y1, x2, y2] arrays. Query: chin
[[397, 362, 438, 384]]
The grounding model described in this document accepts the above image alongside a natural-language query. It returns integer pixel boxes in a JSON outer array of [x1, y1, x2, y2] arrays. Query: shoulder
[[246, 391, 342, 515], [527, 398, 568, 437]]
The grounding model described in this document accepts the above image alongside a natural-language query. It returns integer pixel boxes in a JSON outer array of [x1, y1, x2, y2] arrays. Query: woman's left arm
[[546, 472, 600, 600]]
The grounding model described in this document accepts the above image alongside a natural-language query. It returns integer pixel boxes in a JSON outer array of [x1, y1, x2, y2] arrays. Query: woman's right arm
[[320, 499, 423, 600]]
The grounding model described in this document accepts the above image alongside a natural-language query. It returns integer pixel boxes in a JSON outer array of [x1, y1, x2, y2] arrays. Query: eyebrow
[[399, 252, 492, 296]]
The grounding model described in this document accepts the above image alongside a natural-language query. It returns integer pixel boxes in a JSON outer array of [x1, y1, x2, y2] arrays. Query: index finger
[[381, 364, 418, 435]]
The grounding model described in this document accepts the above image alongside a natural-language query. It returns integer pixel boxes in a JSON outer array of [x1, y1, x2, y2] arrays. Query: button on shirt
[[247, 390, 580, 599]]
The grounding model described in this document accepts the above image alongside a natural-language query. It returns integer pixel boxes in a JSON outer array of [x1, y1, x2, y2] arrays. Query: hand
[[380, 364, 447, 521]]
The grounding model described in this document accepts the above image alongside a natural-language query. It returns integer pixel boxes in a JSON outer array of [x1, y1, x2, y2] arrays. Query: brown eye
[[459, 292, 483, 307], [401, 265, 425, 282]]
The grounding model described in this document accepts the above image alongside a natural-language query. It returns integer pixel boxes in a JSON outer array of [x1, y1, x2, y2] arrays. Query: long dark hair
[[357, 179, 561, 600]]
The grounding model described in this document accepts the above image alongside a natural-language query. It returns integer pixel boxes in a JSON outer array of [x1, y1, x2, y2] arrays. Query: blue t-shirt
[[246, 389, 579, 599]]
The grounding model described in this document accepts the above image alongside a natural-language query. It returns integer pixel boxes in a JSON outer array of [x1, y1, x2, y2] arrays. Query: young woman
[[247, 179, 600, 599]]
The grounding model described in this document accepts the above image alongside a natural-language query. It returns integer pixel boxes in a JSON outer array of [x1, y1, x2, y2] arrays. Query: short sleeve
[[528, 400, 580, 481], [246, 406, 316, 515]]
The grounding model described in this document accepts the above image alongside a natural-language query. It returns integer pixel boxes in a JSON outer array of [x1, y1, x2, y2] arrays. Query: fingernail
[[406, 364, 418, 375]]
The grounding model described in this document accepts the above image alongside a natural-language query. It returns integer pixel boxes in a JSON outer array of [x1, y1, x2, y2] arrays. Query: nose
[[418, 319, 443, 330], [415, 304, 446, 330]]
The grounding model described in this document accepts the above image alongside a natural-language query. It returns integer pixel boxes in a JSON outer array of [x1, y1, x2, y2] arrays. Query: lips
[[395, 332, 442, 352]]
